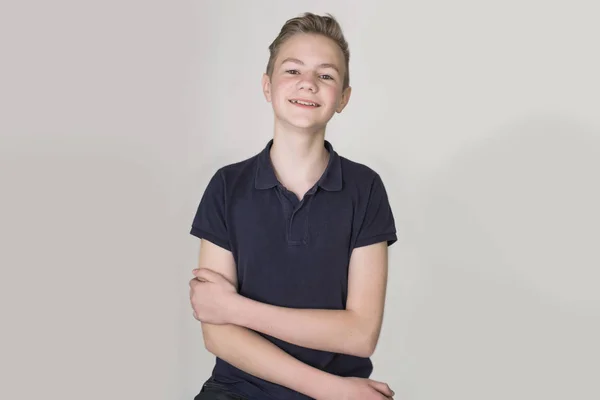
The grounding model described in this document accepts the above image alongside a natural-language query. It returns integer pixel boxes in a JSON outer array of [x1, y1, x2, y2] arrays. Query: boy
[[189, 12, 397, 400]]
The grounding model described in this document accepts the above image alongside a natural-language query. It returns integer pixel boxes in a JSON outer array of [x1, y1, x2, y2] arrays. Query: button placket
[[287, 191, 315, 245], [275, 184, 317, 246]]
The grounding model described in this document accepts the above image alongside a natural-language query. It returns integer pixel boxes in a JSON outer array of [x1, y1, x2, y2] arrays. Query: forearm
[[231, 296, 376, 357], [201, 322, 343, 400]]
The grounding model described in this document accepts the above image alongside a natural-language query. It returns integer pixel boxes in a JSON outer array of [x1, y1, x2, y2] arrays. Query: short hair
[[266, 12, 350, 89]]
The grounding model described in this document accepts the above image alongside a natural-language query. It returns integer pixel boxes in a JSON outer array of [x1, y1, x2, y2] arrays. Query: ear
[[262, 73, 272, 103], [336, 86, 352, 113]]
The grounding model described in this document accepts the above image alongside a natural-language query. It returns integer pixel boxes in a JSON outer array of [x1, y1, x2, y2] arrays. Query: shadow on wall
[[406, 115, 600, 400]]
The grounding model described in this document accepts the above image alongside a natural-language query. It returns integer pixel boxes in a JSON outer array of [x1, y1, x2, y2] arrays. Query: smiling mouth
[[289, 99, 321, 107]]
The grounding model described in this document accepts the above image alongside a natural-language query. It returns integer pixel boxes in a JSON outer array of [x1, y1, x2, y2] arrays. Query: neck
[[269, 122, 330, 190]]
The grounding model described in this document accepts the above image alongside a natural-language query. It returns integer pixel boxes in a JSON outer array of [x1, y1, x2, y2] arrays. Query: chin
[[289, 120, 326, 131], [276, 115, 324, 131]]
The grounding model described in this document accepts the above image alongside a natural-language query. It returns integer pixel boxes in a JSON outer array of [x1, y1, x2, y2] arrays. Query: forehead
[[276, 33, 345, 69]]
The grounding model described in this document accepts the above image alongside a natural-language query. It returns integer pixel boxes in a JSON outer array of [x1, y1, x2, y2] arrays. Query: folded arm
[[229, 241, 389, 358], [194, 239, 345, 400]]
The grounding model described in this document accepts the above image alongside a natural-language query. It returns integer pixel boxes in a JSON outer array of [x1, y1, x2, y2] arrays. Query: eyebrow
[[280, 57, 340, 74]]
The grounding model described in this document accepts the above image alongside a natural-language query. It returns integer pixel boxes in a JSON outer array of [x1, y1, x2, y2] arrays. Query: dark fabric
[[190, 139, 397, 400], [194, 378, 248, 400]]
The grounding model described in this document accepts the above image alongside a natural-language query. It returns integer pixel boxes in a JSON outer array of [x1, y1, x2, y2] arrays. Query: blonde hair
[[266, 12, 350, 89]]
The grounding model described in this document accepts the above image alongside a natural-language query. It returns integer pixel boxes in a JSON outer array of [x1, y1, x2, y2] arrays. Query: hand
[[327, 377, 394, 400], [189, 268, 238, 324]]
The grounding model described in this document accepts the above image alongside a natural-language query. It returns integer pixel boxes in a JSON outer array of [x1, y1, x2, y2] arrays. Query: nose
[[297, 74, 318, 93]]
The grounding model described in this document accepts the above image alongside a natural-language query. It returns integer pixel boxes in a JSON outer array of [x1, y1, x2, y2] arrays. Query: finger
[[194, 268, 220, 282], [189, 279, 205, 289], [190, 276, 209, 288], [368, 380, 394, 397], [192, 268, 208, 282]]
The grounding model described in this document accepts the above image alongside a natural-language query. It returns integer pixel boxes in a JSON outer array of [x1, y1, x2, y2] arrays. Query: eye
[[320, 74, 334, 80], [285, 69, 300, 75]]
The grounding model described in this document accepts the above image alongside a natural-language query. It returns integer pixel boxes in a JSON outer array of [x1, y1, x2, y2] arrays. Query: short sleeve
[[189, 169, 231, 251], [354, 174, 397, 249]]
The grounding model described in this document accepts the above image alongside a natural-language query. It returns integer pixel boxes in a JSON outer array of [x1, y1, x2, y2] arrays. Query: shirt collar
[[254, 139, 342, 192]]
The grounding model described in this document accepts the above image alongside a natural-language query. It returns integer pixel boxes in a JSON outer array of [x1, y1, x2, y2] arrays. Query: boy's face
[[262, 33, 351, 132]]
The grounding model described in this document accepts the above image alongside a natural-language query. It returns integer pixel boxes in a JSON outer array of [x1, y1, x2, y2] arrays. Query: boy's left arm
[[193, 240, 389, 358]]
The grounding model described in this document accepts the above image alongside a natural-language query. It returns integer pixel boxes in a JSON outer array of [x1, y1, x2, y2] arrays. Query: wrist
[[228, 293, 247, 326], [300, 370, 344, 400]]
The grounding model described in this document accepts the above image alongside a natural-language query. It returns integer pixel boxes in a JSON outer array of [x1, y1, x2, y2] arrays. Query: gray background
[[1, 1, 599, 399]]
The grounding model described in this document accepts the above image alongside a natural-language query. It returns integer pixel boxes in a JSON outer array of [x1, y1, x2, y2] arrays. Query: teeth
[[290, 99, 318, 106]]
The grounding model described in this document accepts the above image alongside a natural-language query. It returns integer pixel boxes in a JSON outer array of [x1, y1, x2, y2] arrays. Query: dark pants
[[194, 378, 248, 400]]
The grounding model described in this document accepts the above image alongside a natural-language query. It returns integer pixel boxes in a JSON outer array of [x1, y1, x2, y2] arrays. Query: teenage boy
[[190, 12, 397, 400]]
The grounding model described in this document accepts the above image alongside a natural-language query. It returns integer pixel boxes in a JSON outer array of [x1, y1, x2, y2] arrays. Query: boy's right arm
[[195, 239, 339, 400], [202, 321, 331, 399]]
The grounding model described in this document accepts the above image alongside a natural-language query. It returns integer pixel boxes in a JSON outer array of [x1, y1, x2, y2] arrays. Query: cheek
[[272, 93, 289, 111], [323, 87, 342, 107], [271, 81, 293, 101], [270, 86, 292, 113]]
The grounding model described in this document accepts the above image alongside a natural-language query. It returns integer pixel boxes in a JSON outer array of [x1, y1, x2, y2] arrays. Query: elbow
[[204, 336, 217, 354], [347, 314, 382, 358], [350, 330, 379, 358], [201, 323, 220, 354], [355, 337, 378, 358]]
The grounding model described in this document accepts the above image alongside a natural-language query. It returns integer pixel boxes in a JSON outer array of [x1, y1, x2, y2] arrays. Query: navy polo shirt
[[190, 139, 397, 400]]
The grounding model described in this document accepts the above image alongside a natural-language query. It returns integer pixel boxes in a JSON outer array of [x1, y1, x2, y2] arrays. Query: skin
[[189, 33, 394, 400], [262, 33, 352, 199]]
